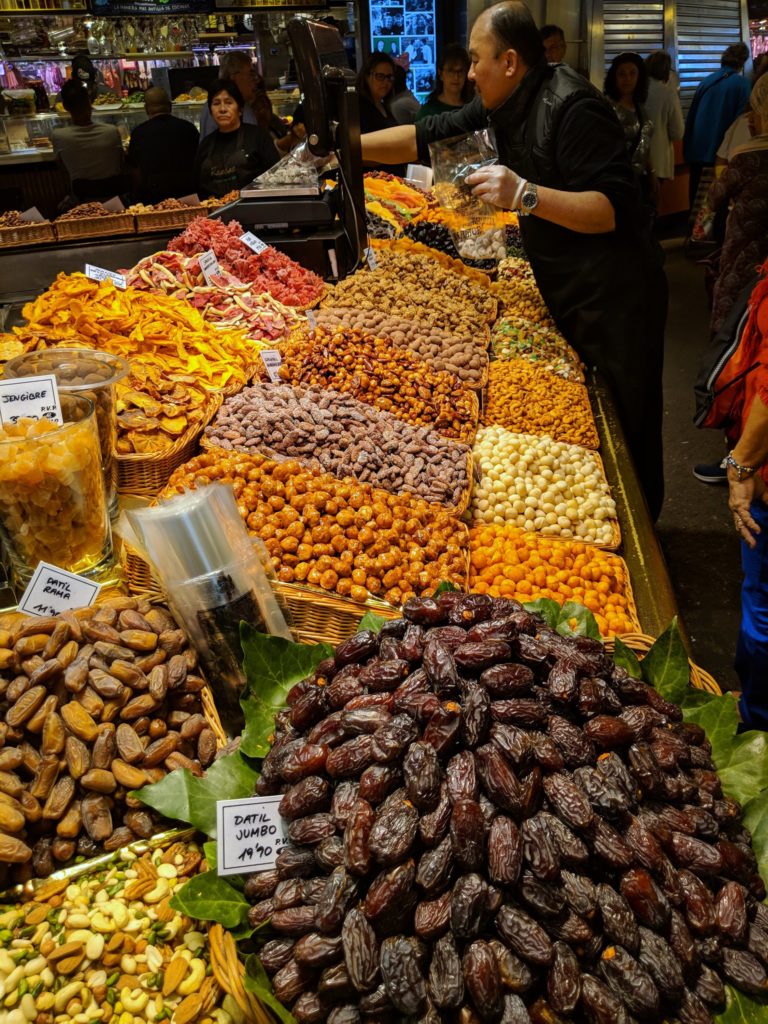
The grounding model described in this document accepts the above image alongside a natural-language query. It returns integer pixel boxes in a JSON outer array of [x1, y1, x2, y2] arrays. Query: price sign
[[199, 249, 221, 286], [260, 350, 282, 383], [216, 796, 289, 875], [0, 374, 63, 427], [18, 562, 101, 618], [85, 264, 126, 289], [306, 309, 317, 330], [240, 232, 269, 255], [364, 247, 378, 271]]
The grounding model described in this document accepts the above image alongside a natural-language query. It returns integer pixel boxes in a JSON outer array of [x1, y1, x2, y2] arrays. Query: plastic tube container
[[4, 348, 130, 519], [127, 483, 293, 735], [0, 393, 113, 586]]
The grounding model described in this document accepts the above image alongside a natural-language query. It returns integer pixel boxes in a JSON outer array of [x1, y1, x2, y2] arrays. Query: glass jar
[[4, 348, 130, 519], [0, 394, 113, 586]]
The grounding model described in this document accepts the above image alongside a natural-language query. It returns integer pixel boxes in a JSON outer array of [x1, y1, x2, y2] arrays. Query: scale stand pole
[[324, 67, 365, 273]]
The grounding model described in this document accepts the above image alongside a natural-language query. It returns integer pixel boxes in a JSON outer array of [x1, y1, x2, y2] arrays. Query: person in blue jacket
[[684, 42, 751, 208]]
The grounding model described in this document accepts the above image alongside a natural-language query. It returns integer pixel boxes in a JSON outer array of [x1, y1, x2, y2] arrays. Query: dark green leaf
[[524, 598, 561, 629], [240, 625, 334, 759], [357, 611, 387, 634], [133, 750, 258, 838], [244, 954, 297, 1024], [715, 984, 768, 1023], [432, 580, 459, 596], [640, 618, 689, 705], [681, 691, 740, 775], [742, 789, 768, 891], [169, 870, 251, 930], [556, 601, 601, 640], [717, 729, 768, 807], [612, 636, 642, 678]]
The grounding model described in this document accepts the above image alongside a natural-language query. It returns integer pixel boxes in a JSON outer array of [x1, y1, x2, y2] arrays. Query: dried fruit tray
[[116, 393, 222, 496], [134, 206, 207, 232], [0, 221, 54, 247], [54, 213, 136, 240], [370, 235, 493, 290]]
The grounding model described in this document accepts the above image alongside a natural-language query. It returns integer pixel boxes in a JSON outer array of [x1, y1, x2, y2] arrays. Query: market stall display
[[244, 593, 766, 1023], [484, 361, 600, 450], [204, 382, 472, 512], [163, 450, 470, 606], [469, 523, 639, 636], [471, 426, 618, 547], [54, 203, 135, 241], [0, 210, 54, 248], [275, 326, 479, 444], [363, 171, 430, 225]]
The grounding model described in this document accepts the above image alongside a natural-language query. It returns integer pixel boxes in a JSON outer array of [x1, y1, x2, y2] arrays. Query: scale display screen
[[369, 0, 437, 102]]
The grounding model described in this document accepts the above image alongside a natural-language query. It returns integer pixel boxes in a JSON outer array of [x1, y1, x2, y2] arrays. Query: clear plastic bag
[[429, 129, 506, 262], [253, 139, 326, 190]]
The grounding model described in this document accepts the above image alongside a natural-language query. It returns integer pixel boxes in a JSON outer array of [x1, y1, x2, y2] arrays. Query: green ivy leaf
[[640, 618, 689, 705], [239, 625, 334, 759], [169, 870, 251, 931], [524, 598, 561, 629], [203, 840, 217, 871], [613, 636, 642, 678], [133, 750, 258, 838], [432, 580, 459, 595], [244, 954, 297, 1024], [742, 789, 768, 890], [357, 611, 387, 634], [556, 601, 601, 640], [715, 984, 768, 1023], [681, 691, 740, 775]]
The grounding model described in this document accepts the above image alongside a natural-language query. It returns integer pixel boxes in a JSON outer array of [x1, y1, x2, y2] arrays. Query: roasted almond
[[163, 955, 189, 996], [48, 940, 85, 963]]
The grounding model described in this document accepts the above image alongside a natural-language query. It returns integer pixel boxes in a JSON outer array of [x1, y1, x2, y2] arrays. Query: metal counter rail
[[590, 372, 685, 647]]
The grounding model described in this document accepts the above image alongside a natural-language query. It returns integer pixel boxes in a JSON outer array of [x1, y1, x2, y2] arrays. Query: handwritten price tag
[[18, 561, 101, 618], [364, 247, 378, 271], [199, 249, 221, 286], [0, 374, 63, 428], [240, 231, 269, 255], [216, 796, 289, 875], [306, 309, 317, 330], [260, 350, 282, 383], [85, 264, 126, 289]]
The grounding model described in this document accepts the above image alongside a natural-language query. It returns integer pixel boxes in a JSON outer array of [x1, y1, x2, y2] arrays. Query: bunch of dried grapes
[[247, 592, 768, 1024]]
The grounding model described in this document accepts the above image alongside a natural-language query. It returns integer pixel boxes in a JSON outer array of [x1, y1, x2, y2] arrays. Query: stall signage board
[[0, 374, 63, 427], [240, 231, 269, 255], [18, 562, 101, 619], [91, 0, 211, 15], [260, 350, 282, 383], [216, 796, 289, 875], [199, 250, 221, 286], [85, 265, 126, 290]]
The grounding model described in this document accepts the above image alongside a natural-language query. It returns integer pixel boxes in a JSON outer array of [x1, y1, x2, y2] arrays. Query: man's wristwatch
[[519, 181, 539, 215]]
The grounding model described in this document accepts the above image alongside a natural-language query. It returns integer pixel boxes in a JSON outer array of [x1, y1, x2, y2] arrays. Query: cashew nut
[[176, 959, 205, 996], [120, 987, 149, 1013], [90, 912, 116, 934]]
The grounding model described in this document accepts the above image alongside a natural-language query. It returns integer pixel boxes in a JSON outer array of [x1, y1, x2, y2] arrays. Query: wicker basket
[[54, 213, 136, 240], [134, 206, 206, 232], [0, 221, 54, 247], [605, 633, 722, 696], [116, 394, 221, 496], [274, 581, 401, 646]]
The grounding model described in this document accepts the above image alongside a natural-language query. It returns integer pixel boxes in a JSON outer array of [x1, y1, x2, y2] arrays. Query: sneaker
[[692, 458, 728, 484]]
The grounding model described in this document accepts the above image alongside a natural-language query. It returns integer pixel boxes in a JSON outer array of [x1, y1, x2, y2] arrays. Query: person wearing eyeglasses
[[358, 53, 406, 174]]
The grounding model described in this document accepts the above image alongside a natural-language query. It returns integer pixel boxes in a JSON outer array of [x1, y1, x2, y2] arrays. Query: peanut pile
[[205, 383, 472, 509], [0, 841, 237, 1024], [0, 596, 216, 888], [483, 362, 599, 450], [275, 326, 478, 444], [165, 451, 469, 607], [310, 307, 488, 387]]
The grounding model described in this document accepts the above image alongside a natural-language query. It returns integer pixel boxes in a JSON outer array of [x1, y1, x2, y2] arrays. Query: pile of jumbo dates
[[246, 593, 767, 1024]]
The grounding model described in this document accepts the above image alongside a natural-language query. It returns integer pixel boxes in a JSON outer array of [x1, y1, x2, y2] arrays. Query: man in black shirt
[[127, 88, 200, 204], [362, 0, 667, 521]]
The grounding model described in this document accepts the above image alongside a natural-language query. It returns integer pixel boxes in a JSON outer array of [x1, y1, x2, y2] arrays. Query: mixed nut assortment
[[249, 593, 767, 1024], [204, 382, 472, 510], [0, 595, 217, 888]]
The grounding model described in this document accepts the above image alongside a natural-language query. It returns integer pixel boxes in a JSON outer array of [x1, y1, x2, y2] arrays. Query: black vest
[[487, 63, 601, 188]]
